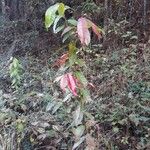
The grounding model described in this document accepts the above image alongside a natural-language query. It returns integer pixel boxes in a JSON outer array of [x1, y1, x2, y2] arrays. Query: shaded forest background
[[0, 0, 150, 150]]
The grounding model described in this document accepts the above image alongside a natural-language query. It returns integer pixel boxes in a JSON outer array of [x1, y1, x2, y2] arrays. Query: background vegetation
[[0, 0, 150, 149]]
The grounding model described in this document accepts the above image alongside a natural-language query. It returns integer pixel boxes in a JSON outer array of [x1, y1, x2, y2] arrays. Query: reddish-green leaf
[[67, 73, 77, 96], [54, 73, 77, 96], [87, 19, 102, 39], [77, 17, 91, 46]]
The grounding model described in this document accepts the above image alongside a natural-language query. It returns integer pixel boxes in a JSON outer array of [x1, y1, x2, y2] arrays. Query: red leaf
[[87, 19, 102, 39], [54, 73, 78, 96], [77, 17, 91, 46], [67, 73, 77, 96], [91, 22, 102, 39]]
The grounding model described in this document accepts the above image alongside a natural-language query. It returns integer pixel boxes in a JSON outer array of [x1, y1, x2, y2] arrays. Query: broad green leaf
[[45, 3, 59, 29], [75, 71, 88, 87], [58, 3, 65, 16]]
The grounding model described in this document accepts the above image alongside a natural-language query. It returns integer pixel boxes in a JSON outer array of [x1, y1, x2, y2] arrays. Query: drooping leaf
[[62, 31, 75, 43], [45, 3, 59, 29], [55, 25, 65, 33], [91, 23, 102, 39], [77, 17, 91, 46], [67, 73, 77, 96], [61, 26, 74, 36], [53, 16, 63, 33], [54, 73, 78, 96], [87, 19, 102, 39]]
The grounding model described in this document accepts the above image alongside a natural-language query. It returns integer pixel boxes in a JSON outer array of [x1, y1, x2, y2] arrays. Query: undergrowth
[[0, 1, 150, 150]]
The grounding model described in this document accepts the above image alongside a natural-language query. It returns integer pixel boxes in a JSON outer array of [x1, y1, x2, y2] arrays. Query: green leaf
[[68, 18, 78, 26], [53, 16, 63, 33], [68, 42, 77, 65], [75, 59, 86, 67], [45, 3, 59, 29], [75, 71, 88, 87], [55, 25, 65, 33], [58, 3, 65, 16], [80, 88, 92, 103], [61, 26, 74, 36], [62, 31, 74, 43]]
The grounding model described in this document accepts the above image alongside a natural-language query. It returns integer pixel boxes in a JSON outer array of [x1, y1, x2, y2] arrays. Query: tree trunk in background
[[104, 0, 108, 39]]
